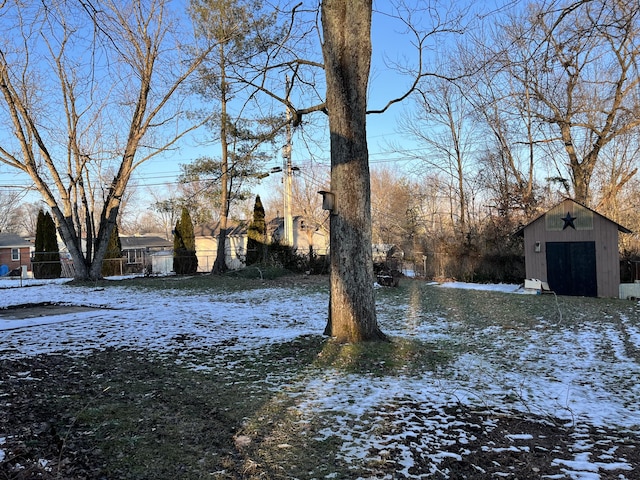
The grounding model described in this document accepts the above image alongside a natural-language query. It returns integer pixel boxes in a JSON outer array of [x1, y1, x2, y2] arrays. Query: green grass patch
[[223, 265, 294, 280], [2, 340, 328, 479]]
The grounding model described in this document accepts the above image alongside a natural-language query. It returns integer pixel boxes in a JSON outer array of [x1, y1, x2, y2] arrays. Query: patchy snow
[[436, 281, 524, 293], [0, 278, 327, 356], [1, 276, 639, 478], [552, 452, 633, 477]]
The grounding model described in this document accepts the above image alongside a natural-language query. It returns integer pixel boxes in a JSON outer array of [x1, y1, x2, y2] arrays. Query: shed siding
[[194, 236, 247, 272], [594, 214, 621, 298]]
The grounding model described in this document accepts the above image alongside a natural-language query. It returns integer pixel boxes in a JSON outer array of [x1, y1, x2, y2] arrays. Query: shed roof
[[514, 198, 632, 237], [0, 233, 32, 248]]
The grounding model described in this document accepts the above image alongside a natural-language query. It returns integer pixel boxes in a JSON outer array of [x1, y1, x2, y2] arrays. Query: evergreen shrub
[[101, 224, 123, 277], [173, 207, 198, 275], [33, 210, 61, 279]]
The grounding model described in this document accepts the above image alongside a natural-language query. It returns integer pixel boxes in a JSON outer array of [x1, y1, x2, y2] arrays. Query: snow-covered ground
[[1, 276, 639, 478]]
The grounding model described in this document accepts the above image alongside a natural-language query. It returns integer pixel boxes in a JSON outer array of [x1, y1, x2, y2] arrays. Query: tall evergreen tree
[[189, 0, 281, 275], [246, 195, 266, 265], [33, 210, 61, 279], [173, 207, 198, 274], [101, 223, 123, 277]]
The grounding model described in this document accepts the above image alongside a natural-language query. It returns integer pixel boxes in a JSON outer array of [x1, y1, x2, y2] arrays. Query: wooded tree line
[[1, 0, 639, 340], [369, 0, 640, 281], [142, 0, 640, 267], [252, 0, 640, 281]]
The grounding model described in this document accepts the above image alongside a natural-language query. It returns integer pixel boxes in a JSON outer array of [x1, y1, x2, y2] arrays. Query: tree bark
[[321, 0, 386, 342]]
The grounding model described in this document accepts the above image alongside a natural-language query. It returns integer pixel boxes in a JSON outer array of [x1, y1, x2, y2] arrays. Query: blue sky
[[0, 0, 508, 213], [128, 0, 484, 199]]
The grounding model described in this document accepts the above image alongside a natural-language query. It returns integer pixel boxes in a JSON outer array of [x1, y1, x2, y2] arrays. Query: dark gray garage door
[[546, 241, 597, 297]]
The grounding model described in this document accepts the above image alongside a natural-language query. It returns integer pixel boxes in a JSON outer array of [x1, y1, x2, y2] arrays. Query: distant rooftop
[[0, 233, 31, 248]]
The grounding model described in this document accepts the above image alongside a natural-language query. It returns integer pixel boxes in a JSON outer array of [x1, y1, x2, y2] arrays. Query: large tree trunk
[[50, 206, 90, 279], [321, 0, 386, 342]]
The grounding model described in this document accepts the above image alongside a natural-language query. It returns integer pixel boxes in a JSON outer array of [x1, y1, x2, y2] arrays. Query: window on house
[[127, 250, 140, 264], [11, 248, 20, 261], [126, 249, 145, 264]]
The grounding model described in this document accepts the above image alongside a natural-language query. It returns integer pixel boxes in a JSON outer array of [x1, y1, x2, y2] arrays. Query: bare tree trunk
[[52, 205, 90, 279], [321, 0, 386, 342], [527, 0, 640, 206], [213, 46, 230, 275], [212, 170, 229, 274], [212, 221, 229, 274], [453, 138, 466, 232]]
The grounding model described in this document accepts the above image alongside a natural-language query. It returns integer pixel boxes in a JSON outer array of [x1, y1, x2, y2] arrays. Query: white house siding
[[195, 235, 247, 272]]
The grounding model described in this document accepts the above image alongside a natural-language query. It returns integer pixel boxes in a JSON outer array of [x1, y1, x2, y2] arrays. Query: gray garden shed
[[515, 198, 631, 298]]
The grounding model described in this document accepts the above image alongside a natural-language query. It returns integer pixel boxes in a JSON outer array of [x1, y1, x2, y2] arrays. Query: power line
[[0, 142, 478, 191]]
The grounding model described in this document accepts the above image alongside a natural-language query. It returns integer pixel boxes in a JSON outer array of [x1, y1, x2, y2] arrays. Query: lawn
[[1, 274, 639, 479]]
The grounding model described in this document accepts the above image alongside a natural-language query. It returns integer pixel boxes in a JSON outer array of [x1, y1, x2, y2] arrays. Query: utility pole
[[283, 75, 294, 247]]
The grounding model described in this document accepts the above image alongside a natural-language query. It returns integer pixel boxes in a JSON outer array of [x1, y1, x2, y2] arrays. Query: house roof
[[195, 216, 326, 239], [194, 220, 249, 237], [514, 198, 632, 236], [0, 233, 32, 248], [120, 235, 172, 249], [267, 216, 322, 232]]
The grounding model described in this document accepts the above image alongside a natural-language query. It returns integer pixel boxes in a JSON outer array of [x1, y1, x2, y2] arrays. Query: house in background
[[194, 216, 329, 272], [268, 216, 329, 257], [194, 221, 249, 272], [516, 198, 631, 297], [120, 234, 172, 274], [0, 233, 32, 276]]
